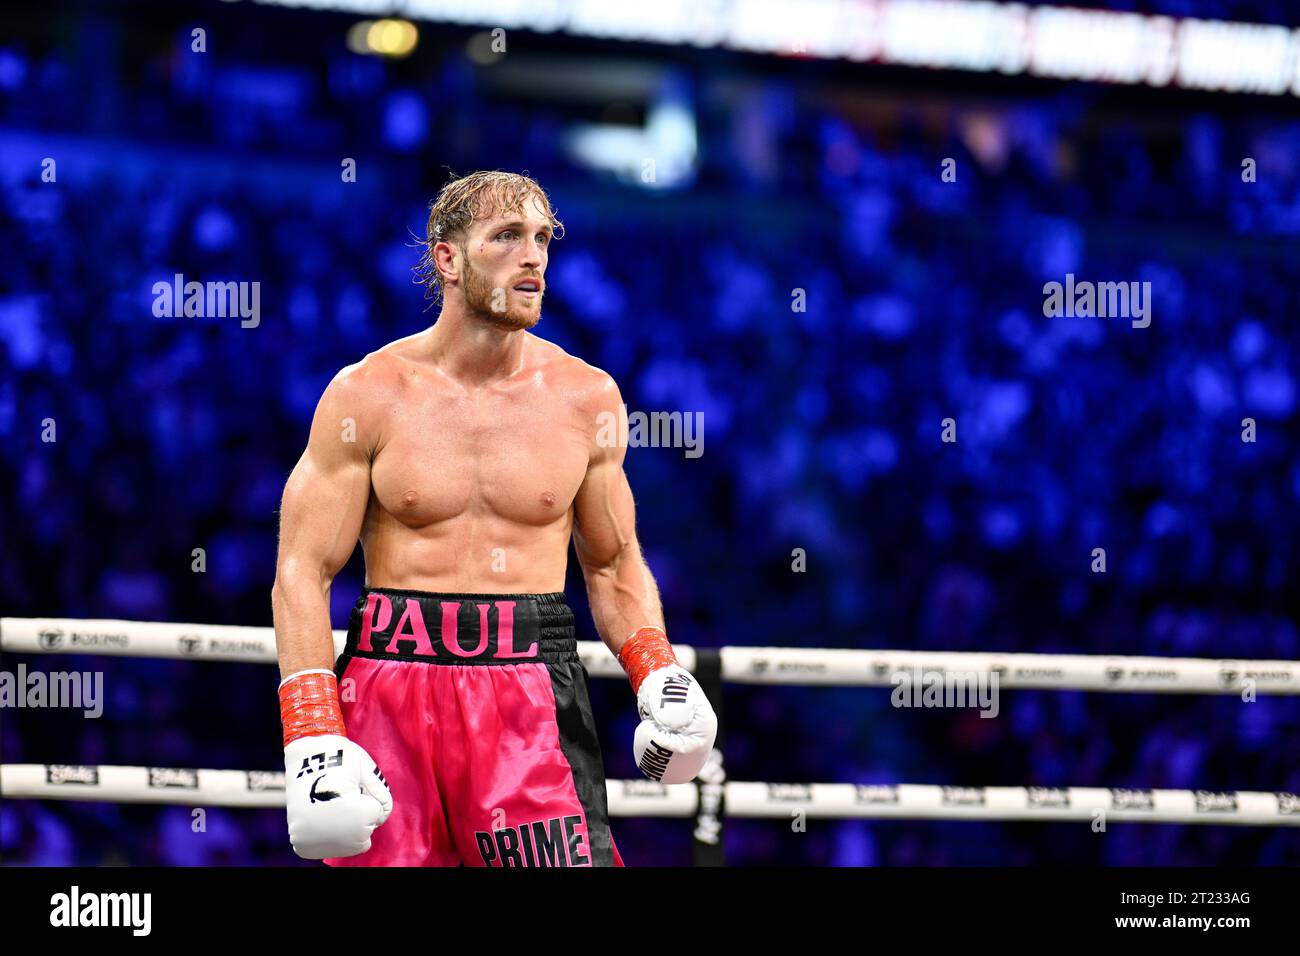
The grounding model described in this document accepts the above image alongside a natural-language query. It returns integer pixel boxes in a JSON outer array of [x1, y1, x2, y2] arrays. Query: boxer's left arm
[[573, 373, 717, 784], [572, 376, 663, 644]]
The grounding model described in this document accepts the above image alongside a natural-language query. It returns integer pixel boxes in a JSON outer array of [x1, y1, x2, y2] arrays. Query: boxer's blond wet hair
[[415, 170, 563, 305]]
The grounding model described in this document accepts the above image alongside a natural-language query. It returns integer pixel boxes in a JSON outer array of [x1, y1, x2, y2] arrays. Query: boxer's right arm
[[272, 366, 393, 860], [272, 367, 374, 677]]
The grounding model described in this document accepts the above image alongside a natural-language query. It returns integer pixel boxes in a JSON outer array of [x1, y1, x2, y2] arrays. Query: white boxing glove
[[619, 628, 718, 785], [284, 733, 393, 860], [278, 669, 393, 860]]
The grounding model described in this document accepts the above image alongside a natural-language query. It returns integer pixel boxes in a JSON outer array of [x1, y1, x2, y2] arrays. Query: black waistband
[[342, 588, 576, 665]]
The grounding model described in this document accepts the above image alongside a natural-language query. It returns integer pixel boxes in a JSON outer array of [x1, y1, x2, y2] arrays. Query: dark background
[[2, 0, 1299, 865]]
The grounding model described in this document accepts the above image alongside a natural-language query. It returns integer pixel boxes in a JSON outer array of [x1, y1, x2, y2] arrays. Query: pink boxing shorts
[[325, 588, 624, 867]]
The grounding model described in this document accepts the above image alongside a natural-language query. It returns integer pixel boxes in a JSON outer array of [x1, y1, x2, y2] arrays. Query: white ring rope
[[6, 617, 1298, 827], [3, 764, 1297, 825], [5, 616, 1298, 694]]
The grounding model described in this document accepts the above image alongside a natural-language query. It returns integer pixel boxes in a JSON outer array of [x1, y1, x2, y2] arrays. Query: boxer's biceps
[[278, 374, 374, 583], [278, 449, 369, 584], [572, 460, 638, 571]]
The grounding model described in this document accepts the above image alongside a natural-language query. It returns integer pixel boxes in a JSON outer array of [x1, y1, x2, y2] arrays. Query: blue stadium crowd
[[2, 1, 1299, 865]]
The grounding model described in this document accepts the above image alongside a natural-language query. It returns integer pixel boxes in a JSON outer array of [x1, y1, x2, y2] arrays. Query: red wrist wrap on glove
[[617, 626, 677, 695], [278, 671, 346, 747]]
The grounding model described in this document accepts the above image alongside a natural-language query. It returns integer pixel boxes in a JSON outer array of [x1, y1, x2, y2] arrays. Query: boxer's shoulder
[[313, 342, 424, 454], [330, 334, 427, 401], [526, 333, 622, 413]]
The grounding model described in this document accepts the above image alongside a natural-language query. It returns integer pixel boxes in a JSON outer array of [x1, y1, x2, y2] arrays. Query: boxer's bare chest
[[368, 370, 592, 530]]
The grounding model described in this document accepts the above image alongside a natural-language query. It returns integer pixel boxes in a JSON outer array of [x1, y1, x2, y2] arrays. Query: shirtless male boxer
[[270, 171, 717, 867]]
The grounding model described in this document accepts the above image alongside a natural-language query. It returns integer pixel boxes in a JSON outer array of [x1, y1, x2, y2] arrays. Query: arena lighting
[[255, 0, 1300, 97], [1027, 9, 1173, 85], [566, 91, 698, 189], [1178, 18, 1294, 94], [344, 17, 419, 57]]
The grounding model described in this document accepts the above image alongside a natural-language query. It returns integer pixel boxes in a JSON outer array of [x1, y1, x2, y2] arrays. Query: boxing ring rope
[[4, 764, 1298, 826], [5, 617, 1300, 694], [4, 617, 1299, 834]]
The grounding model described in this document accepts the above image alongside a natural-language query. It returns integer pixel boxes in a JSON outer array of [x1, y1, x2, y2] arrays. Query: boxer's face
[[458, 192, 552, 330]]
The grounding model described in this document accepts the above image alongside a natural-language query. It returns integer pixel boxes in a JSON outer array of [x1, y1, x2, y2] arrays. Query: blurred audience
[[2, 8, 1299, 864]]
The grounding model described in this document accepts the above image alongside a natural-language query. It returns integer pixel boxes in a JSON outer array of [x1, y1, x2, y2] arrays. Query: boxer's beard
[[461, 251, 540, 331]]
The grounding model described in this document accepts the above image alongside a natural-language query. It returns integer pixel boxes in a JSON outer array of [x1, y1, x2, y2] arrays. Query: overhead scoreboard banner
[[251, 0, 1300, 97]]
